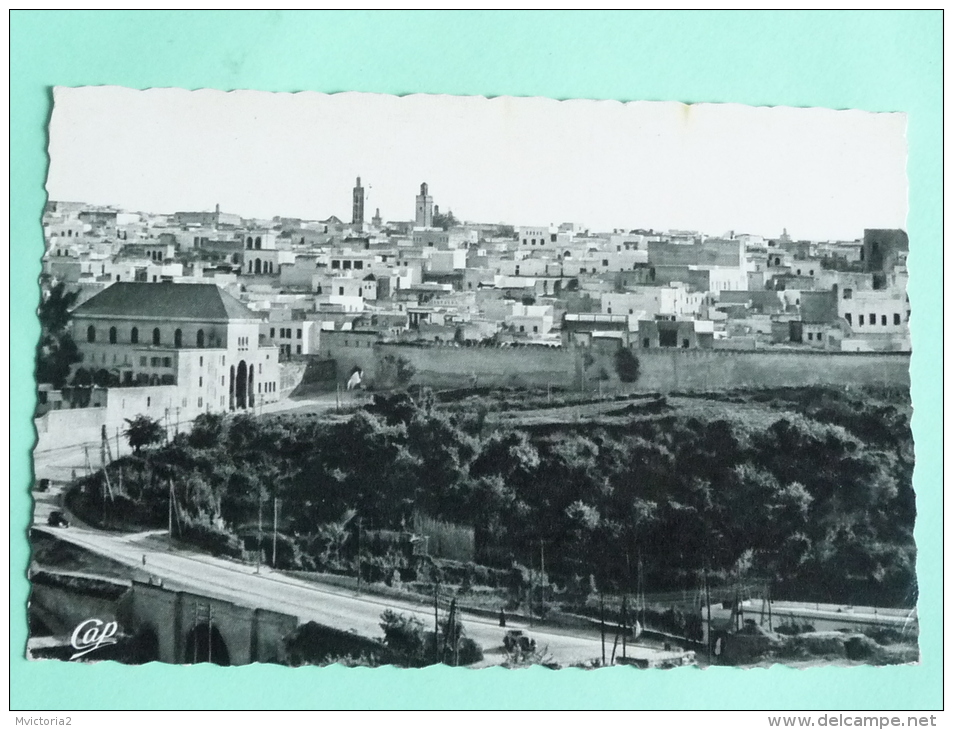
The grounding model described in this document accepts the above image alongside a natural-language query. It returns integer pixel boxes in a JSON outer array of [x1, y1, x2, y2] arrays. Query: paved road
[[33, 518, 684, 668]]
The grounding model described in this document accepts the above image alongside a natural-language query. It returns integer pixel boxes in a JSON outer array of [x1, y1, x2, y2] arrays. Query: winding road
[[31, 439, 687, 668]]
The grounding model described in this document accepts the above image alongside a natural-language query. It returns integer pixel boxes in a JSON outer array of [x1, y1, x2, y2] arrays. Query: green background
[[10, 10, 942, 710]]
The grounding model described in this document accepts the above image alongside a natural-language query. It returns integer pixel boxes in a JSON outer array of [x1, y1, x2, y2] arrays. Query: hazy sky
[[47, 87, 908, 241]]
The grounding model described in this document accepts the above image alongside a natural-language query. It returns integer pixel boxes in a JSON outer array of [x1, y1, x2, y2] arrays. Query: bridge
[[30, 569, 302, 665]]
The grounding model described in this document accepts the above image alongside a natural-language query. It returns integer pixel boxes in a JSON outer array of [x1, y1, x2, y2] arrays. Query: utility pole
[[638, 548, 646, 633], [600, 592, 607, 666], [448, 598, 459, 667], [256, 490, 263, 574], [433, 582, 440, 665], [704, 562, 713, 665], [272, 497, 279, 568], [539, 539, 546, 619], [621, 593, 628, 660], [528, 548, 533, 628], [208, 606, 214, 664], [356, 517, 362, 593], [115, 427, 121, 459], [168, 479, 174, 548]]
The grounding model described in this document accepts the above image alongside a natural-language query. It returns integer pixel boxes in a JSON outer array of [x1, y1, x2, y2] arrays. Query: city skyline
[[47, 87, 908, 241]]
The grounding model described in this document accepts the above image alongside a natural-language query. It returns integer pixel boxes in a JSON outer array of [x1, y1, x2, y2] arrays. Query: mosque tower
[[415, 182, 433, 228], [352, 177, 365, 226]]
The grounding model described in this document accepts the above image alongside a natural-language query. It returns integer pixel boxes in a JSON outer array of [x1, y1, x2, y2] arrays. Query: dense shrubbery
[[70, 386, 916, 608], [378, 608, 482, 667]]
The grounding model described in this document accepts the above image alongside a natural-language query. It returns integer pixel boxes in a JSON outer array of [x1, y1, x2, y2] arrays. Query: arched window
[[196, 329, 205, 348], [255, 236, 262, 249], [131, 326, 138, 344], [108, 326, 117, 344], [86, 326, 96, 343], [174, 329, 183, 348], [246, 236, 253, 249], [153, 328, 161, 346]]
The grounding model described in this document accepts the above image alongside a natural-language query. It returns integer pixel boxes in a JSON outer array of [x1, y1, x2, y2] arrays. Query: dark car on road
[[47, 510, 69, 528], [503, 629, 536, 653]]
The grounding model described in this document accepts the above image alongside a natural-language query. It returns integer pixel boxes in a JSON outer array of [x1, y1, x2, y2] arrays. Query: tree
[[614, 347, 641, 383], [36, 333, 81, 388], [432, 209, 459, 231], [376, 354, 416, 390], [379, 610, 427, 667], [36, 282, 82, 388], [124, 415, 165, 453], [189, 412, 226, 449], [38, 282, 79, 334]]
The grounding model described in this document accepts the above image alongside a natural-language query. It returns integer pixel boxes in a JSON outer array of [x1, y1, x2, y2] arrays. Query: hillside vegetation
[[69, 385, 916, 608]]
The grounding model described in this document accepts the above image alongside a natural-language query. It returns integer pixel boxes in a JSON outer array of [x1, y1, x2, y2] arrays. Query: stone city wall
[[326, 341, 910, 393]]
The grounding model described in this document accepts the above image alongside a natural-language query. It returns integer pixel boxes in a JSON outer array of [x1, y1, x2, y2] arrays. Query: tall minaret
[[352, 177, 365, 226], [372, 207, 382, 227], [415, 182, 433, 228]]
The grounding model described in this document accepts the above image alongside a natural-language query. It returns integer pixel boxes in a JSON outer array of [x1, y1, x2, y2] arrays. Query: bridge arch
[[129, 624, 160, 664], [184, 622, 231, 666]]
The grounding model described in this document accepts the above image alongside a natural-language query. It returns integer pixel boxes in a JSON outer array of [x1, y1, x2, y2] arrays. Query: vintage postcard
[[30, 87, 917, 669]]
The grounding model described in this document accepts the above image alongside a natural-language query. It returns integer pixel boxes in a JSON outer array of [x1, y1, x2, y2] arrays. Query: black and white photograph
[[30, 87, 917, 670]]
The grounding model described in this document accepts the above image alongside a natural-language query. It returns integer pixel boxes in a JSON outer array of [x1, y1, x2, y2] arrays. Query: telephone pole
[[256, 490, 263, 574], [168, 479, 174, 548], [600, 591, 607, 666], [272, 497, 279, 568], [621, 594, 628, 660], [539, 539, 546, 619], [704, 561, 713, 665], [356, 517, 362, 593], [433, 582, 440, 664]]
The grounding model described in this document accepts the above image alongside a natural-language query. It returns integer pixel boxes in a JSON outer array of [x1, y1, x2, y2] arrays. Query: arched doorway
[[128, 626, 160, 664], [184, 623, 230, 666], [235, 361, 247, 409], [248, 366, 255, 408], [254, 259, 262, 274]]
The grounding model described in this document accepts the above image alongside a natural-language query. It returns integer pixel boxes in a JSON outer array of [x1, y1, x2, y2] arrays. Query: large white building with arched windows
[[68, 282, 281, 415]]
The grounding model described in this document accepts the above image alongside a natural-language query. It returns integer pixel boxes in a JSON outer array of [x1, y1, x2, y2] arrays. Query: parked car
[[47, 510, 69, 528], [503, 629, 536, 653]]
